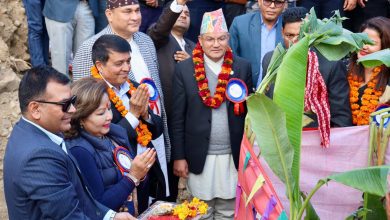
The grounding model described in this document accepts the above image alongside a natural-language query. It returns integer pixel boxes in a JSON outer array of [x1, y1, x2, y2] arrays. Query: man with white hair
[[171, 9, 252, 219]]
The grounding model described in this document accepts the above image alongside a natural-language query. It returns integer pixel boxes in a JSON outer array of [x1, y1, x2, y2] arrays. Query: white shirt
[[172, 34, 186, 51], [204, 55, 223, 75]]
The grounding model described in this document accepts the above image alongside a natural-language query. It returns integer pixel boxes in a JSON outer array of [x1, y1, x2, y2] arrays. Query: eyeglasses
[[263, 0, 286, 8], [35, 95, 77, 112]]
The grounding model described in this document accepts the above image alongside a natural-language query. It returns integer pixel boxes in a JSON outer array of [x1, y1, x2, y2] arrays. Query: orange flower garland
[[348, 66, 383, 125], [91, 66, 152, 146], [193, 42, 233, 108]]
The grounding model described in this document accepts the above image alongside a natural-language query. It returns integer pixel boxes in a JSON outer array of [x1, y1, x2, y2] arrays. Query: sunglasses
[[263, 0, 286, 8], [35, 95, 77, 112]]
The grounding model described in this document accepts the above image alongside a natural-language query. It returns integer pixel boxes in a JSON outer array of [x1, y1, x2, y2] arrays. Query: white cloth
[[204, 55, 223, 76], [201, 198, 235, 220], [187, 154, 237, 200], [129, 39, 162, 117], [170, 0, 184, 13], [127, 39, 168, 196], [45, 1, 94, 75], [172, 34, 186, 51]]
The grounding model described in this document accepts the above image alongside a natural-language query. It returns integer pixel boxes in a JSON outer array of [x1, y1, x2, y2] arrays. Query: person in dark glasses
[[3, 65, 134, 219], [229, 0, 287, 88]]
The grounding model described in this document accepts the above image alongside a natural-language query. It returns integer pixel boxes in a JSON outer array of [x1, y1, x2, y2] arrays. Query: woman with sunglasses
[[348, 17, 390, 126], [65, 78, 157, 217]]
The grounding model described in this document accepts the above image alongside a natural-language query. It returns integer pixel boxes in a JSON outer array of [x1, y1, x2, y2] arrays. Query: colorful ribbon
[[261, 195, 277, 220], [234, 102, 245, 116]]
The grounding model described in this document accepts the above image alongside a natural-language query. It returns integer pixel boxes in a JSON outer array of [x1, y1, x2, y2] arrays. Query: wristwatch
[[126, 173, 140, 186]]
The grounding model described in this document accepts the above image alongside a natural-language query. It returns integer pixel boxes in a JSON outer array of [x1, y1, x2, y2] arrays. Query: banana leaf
[[314, 32, 372, 61], [246, 93, 294, 190], [301, 192, 320, 220], [273, 36, 310, 192], [357, 49, 390, 67], [362, 193, 386, 220], [345, 207, 371, 220], [258, 44, 287, 94], [326, 166, 390, 196]]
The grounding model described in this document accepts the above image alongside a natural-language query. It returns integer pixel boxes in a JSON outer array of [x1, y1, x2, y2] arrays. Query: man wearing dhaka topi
[[170, 9, 252, 219]]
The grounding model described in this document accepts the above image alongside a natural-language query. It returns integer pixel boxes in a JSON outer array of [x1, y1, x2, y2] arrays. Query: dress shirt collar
[[22, 116, 64, 146], [104, 80, 130, 97], [260, 15, 279, 30]]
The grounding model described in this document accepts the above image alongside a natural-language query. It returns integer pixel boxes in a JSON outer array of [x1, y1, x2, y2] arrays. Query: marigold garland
[[173, 197, 208, 220], [91, 66, 152, 146], [192, 42, 233, 108], [348, 66, 383, 125]]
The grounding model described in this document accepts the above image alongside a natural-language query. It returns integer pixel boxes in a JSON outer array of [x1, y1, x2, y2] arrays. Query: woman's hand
[[129, 148, 156, 180]]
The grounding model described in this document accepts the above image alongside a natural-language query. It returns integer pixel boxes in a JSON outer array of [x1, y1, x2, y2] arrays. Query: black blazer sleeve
[[326, 60, 353, 127], [262, 51, 273, 80], [147, 5, 181, 50], [170, 63, 187, 160]]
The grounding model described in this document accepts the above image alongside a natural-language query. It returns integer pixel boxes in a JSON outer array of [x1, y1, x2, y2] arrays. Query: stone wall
[[0, 0, 29, 218]]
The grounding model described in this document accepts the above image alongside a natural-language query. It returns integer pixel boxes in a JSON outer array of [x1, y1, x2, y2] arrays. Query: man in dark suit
[[147, 0, 194, 202], [262, 7, 352, 127], [90, 34, 167, 209], [171, 9, 252, 218], [3, 66, 134, 219]]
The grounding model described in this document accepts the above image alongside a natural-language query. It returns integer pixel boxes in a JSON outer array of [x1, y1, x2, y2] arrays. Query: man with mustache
[[229, 0, 286, 87], [4, 66, 134, 219]]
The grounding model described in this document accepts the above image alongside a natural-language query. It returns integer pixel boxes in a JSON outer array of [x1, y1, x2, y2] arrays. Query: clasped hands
[[129, 84, 150, 120]]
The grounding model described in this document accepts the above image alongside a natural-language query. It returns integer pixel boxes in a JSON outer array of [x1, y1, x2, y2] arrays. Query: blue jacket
[[66, 124, 140, 214], [229, 12, 283, 86], [43, 0, 99, 22], [4, 118, 108, 219]]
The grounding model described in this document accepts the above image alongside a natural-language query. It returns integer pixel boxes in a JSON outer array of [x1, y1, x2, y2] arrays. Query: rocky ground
[[0, 0, 30, 218]]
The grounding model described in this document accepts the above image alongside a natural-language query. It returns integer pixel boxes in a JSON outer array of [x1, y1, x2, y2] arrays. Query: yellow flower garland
[[348, 66, 383, 125]]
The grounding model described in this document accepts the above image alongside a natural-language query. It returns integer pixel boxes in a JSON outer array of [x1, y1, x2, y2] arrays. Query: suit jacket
[[147, 5, 196, 120], [262, 50, 352, 127], [72, 26, 172, 162], [229, 12, 283, 87], [43, 0, 99, 23], [171, 55, 253, 174], [3, 118, 109, 219], [110, 81, 167, 200]]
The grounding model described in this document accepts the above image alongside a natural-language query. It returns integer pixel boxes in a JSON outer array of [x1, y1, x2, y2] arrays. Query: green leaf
[[363, 193, 387, 220], [257, 43, 287, 94], [357, 49, 390, 67], [246, 93, 294, 187], [345, 207, 371, 220], [327, 166, 390, 196], [301, 192, 320, 220], [273, 35, 310, 191], [314, 32, 372, 61]]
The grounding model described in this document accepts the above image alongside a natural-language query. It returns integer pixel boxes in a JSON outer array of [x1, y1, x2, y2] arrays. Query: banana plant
[[358, 53, 390, 220], [245, 8, 389, 219]]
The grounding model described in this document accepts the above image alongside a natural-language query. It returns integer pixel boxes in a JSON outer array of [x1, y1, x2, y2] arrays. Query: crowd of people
[[3, 0, 390, 219]]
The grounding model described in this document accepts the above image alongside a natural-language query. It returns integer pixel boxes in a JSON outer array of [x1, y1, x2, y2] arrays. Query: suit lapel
[[250, 12, 262, 71], [226, 55, 242, 109]]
